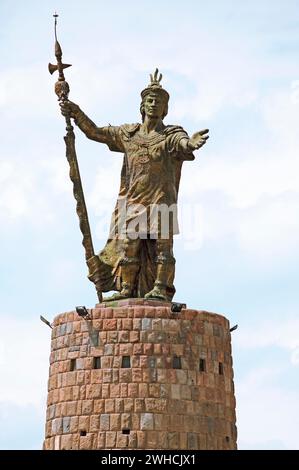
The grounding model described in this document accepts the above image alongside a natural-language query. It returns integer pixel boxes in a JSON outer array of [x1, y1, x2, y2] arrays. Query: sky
[[0, 0, 299, 450]]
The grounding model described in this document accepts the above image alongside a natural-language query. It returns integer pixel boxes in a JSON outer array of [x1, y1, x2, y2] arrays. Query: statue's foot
[[103, 289, 132, 302], [103, 293, 127, 301], [144, 286, 168, 301]]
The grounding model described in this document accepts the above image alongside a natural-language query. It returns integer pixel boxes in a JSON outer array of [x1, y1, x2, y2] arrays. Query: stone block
[[149, 384, 160, 398], [137, 431, 146, 448], [116, 432, 128, 448], [133, 319, 141, 330], [69, 416, 78, 433], [60, 434, 72, 450], [128, 431, 137, 448], [110, 413, 120, 431], [146, 430, 157, 448], [134, 399, 144, 412], [128, 383, 138, 398], [134, 307, 144, 318], [62, 417, 71, 433], [51, 418, 63, 435], [171, 384, 181, 399], [119, 369, 132, 382], [110, 384, 120, 398], [181, 385, 191, 400], [142, 318, 152, 330], [168, 432, 179, 449], [100, 414, 110, 431], [102, 369, 112, 383], [130, 331, 139, 343], [115, 398, 123, 412], [120, 383, 128, 397], [81, 400, 93, 415], [122, 319, 133, 330], [66, 401, 77, 416], [105, 399, 115, 413], [78, 415, 89, 431], [103, 319, 117, 330], [93, 399, 104, 413], [119, 343, 133, 355], [106, 333, 117, 345], [90, 414, 100, 432], [79, 434, 94, 450], [123, 398, 134, 412], [139, 383, 148, 397], [106, 431, 116, 448], [133, 343, 143, 355], [118, 331, 130, 343], [145, 398, 167, 412], [131, 368, 142, 382], [140, 413, 154, 430], [121, 413, 131, 429]]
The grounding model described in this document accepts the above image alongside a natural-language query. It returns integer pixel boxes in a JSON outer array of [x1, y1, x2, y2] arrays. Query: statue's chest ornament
[[129, 133, 164, 165], [136, 143, 150, 164]]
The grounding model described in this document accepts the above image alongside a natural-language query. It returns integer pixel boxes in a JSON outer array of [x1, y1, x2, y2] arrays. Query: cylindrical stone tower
[[44, 300, 237, 450]]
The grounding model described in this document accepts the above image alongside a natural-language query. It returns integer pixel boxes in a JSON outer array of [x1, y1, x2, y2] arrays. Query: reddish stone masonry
[[44, 303, 237, 450]]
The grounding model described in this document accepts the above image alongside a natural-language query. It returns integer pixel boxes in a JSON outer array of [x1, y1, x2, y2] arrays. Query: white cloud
[[0, 145, 77, 226], [291, 349, 299, 366], [0, 63, 55, 119], [47, 258, 81, 290], [0, 159, 34, 219], [181, 140, 299, 212], [177, 81, 299, 207], [235, 316, 299, 353], [236, 365, 299, 449], [0, 317, 49, 407], [236, 194, 299, 258], [40, 155, 71, 196]]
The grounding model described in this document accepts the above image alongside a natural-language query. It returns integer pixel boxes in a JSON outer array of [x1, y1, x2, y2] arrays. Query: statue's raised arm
[[60, 100, 116, 146]]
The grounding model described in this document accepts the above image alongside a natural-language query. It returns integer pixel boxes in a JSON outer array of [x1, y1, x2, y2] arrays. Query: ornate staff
[[48, 13, 102, 302]]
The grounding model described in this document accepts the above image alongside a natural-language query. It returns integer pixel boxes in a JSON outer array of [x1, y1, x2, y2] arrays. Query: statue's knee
[[123, 238, 141, 260], [156, 239, 175, 265]]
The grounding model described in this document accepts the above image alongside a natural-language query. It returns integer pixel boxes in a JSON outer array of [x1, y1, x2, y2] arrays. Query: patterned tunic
[[101, 123, 194, 237]]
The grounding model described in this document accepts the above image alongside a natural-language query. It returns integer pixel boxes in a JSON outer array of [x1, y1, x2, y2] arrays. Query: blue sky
[[1, 0, 299, 449]]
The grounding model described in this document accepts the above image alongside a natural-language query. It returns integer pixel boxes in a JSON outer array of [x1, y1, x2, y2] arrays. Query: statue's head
[[140, 68, 169, 122]]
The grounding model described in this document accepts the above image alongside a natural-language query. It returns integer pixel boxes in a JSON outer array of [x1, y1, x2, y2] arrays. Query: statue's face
[[143, 93, 166, 119]]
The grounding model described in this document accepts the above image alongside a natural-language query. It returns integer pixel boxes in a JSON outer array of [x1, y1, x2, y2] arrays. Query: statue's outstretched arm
[[173, 129, 209, 156], [60, 100, 110, 144]]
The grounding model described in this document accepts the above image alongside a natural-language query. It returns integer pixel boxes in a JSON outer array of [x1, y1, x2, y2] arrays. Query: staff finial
[[53, 12, 59, 41], [48, 13, 71, 83]]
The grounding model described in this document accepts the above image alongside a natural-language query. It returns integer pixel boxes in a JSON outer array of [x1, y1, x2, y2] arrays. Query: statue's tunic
[[102, 123, 194, 237], [91, 123, 194, 299]]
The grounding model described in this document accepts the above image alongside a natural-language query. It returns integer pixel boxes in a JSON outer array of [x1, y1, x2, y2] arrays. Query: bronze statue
[[50, 16, 209, 303], [60, 69, 209, 302]]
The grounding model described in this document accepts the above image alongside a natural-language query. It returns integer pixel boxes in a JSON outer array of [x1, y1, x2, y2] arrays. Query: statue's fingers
[[198, 136, 208, 145], [200, 137, 209, 146], [199, 128, 209, 135]]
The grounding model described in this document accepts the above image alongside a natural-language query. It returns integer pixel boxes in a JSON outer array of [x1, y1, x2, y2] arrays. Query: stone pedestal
[[44, 301, 237, 450]]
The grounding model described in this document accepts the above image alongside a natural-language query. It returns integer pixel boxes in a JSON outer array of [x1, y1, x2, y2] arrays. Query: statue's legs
[[119, 238, 141, 297], [144, 239, 175, 301], [104, 238, 141, 301]]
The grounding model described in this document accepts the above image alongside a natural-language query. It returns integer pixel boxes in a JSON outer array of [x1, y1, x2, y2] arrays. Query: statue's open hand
[[59, 100, 79, 119], [188, 129, 209, 150]]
